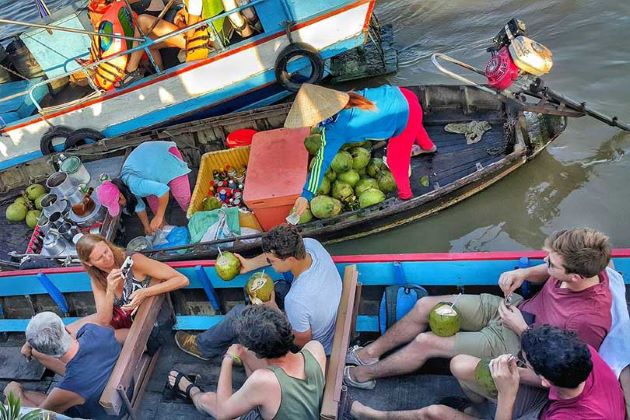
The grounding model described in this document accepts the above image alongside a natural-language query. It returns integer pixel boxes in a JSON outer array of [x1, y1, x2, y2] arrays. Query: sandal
[[411, 144, 437, 157], [115, 69, 145, 89], [167, 370, 201, 400]]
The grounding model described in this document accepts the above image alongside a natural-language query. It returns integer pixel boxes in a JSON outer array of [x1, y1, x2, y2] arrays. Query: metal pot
[[69, 200, 107, 228], [58, 222, 79, 242], [41, 193, 68, 217], [42, 231, 69, 257], [48, 211, 67, 228], [46, 172, 84, 204]]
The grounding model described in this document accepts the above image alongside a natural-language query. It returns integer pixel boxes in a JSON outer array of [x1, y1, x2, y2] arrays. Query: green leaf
[[20, 409, 43, 420], [419, 175, 430, 187]]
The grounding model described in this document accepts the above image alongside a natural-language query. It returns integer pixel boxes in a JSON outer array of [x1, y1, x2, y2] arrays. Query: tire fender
[[40, 125, 73, 155], [64, 128, 105, 150], [274, 42, 324, 92]]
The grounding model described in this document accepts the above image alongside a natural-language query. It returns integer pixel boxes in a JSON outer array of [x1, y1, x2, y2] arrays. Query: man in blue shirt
[[5, 312, 121, 419]]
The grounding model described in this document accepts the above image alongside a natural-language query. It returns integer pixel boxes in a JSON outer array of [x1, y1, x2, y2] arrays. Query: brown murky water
[[2, 0, 629, 253]]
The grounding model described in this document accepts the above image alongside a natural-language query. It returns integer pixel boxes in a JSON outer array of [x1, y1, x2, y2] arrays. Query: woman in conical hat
[[285, 84, 436, 212]]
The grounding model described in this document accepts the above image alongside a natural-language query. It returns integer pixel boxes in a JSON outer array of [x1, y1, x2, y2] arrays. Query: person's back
[[541, 346, 626, 419], [284, 238, 342, 354], [265, 347, 325, 419], [58, 324, 121, 419]]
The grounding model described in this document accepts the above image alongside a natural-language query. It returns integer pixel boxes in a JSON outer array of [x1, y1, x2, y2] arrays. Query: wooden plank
[[320, 265, 358, 419], [99, 293, 166, 415], [0, 347, 46, 380]]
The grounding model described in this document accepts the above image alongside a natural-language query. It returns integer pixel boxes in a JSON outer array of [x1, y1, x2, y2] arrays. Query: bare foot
[[350, 400, 382, 419]]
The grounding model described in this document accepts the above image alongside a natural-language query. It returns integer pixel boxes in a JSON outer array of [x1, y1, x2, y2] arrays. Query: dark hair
[[261, 224, 306, 259], [544, 228, 611, 277], [237, 306, 294, 359], [111, 178, 138, 215], [521, 325, 593, 388]]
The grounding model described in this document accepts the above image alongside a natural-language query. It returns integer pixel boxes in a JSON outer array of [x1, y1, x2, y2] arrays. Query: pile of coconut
[[5, 184, 47, 229]]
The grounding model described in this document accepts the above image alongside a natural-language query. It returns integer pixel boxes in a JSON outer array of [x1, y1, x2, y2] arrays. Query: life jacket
[[183, 0, 226, 62], [90, 1, 136, 90]]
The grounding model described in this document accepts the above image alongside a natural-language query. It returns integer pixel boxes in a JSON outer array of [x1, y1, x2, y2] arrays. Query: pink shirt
[[541, 346, 626, 420], [518, 271, 612, 349]]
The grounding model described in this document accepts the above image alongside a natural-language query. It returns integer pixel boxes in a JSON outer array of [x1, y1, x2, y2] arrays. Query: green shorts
[[452, 293, 523, 358]]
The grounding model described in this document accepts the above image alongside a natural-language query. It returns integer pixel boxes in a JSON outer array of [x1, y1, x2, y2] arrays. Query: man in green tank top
[[167, 306, 327, 419]]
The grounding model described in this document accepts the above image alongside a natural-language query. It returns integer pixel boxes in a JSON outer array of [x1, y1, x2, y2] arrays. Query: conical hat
[[284, 84, 350, 129]]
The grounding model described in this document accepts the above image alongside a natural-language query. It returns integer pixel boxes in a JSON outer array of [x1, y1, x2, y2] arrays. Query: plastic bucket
[[226, 129, 257, 148]]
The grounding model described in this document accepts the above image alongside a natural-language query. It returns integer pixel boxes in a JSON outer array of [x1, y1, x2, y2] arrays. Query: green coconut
[[215, 252, 242, 281], [337, 170, 360, 187], [298, 208, 313, 224], [310, 196, 343, 219], [350, 147, 371, 170], [428, 302, 461, 337], [355, 177, 379, 196], [330, 151, 353, 173], [358, 188, 386, 208], [378, 171, 397, 193], [202, 196, 222, 211], [358, 167, 367, 176], [325, 170, 337, 181], [25, 184, 46, 201], [34, 195, 45, 210], [317, 177, 331, 196], [474, 358, 498, 398], [246, 272, 274, 303], [332, 181, 354, 201], [304, 134, 322, 155], [6, 202, 28, 222], [366, 158, 386, 178], [14, 196, 30, 208], [25, 210, 41, 229]]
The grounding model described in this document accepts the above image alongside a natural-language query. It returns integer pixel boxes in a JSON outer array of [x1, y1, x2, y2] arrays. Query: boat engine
[[484, 18, 554, 90]]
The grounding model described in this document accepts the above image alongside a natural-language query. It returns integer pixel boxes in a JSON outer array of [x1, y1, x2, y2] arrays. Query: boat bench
[[321, 264, 361, 420], [99, 293, 171, 418]]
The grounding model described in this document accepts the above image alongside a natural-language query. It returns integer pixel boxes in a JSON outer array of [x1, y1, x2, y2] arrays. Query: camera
[[120, 256, 134, 277]]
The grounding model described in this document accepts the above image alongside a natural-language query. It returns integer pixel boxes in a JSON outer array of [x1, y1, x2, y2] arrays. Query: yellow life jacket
[[184, 0, 226, 62]]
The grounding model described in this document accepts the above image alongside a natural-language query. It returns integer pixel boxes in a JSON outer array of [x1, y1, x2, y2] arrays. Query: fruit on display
[[330, 151, 353, 173], [378, 171, 397, 193], [337, 169, 360, 187], [325, 170, 337, 181], [25, 184, 46, 201], [354, 177, 379, 196], [14, 196, 30, 208], [304, 134, 323, 155], [34, 195, 45, 210], [215, 251, 242, 281], [428, 302, 461, 337], [316, 177, 331, 196], [358, 188, 385, 208], [202, 196, 222, 211], [474, 359, 498, 398], [246, 271, 274, 303], [350, 147, 371, 170], [6, 202, 28, 222], [298, 208, 313, 224], [366, 157, 386, 178], [25, 210, 41, 229], [332, 181, 354, 202], [310, 195, 343, 219]]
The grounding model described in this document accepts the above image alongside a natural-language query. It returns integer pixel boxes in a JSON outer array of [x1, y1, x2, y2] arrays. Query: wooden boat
[[0, 249, 627, 417], [0, 0, 381, 170], [0, 83, 568, 267]]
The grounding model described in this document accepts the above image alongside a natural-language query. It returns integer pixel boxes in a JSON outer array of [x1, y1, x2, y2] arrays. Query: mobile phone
[[120, 256, 133, 277], [522, 311, 536, 326]]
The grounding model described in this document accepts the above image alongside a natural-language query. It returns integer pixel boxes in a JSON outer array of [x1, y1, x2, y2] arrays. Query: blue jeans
[[196, 280, 291, 358]]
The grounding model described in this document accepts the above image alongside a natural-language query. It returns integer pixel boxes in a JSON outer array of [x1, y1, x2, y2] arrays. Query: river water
[[1, 0, 629, 254]]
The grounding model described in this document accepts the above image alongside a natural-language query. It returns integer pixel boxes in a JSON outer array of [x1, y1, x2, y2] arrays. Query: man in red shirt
[[345, 228, 613, 390]]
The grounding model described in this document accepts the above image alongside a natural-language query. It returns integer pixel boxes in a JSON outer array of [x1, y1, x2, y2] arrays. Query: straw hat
[[284, 84, 350, 129]]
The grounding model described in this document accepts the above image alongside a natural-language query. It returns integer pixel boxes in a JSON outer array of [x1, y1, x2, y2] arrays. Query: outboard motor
[[484, 18, 553, 90]]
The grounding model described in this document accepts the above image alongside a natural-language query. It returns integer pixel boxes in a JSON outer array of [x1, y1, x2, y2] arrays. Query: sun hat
[[96, 180, 121, 217], [283, 84, 350, 129]]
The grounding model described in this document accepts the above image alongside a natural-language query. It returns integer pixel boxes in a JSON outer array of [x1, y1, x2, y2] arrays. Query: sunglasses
[[545, 255, 556, 269], [516, 349, 529, 369]]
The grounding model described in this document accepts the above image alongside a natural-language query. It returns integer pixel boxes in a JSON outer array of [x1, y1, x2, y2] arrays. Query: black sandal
[[115, 69, 145, 89], [167, 370, 200, 400]]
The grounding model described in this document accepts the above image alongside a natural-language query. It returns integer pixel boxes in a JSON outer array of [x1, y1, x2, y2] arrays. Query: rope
[[0, 62, 28, 81]]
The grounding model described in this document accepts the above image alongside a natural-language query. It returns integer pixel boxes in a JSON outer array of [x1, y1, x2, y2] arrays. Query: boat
[[0, 249, 627, 417], [0, 83, 568, 268], [0, 0, 383, 170]]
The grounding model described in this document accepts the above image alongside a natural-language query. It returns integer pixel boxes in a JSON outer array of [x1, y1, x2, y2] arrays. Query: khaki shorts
[[452, 293, 523, 358]]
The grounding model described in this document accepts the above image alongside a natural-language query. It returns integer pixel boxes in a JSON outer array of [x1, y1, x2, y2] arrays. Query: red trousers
[[386, 87, 435, 200]]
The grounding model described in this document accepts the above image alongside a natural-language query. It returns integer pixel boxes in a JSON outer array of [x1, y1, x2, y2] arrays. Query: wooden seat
[[99, 294, 170, 418], [320, 264, 361, 419]]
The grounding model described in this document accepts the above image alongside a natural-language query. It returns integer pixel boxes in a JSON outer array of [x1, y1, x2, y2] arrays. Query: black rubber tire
[[64, 128, 105, 150], [40, 125, 73, 155], [274, 42, 324, 92]]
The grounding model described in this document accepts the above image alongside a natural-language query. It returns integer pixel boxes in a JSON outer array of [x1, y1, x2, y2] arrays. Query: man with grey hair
[[3, 312, 120, 419]]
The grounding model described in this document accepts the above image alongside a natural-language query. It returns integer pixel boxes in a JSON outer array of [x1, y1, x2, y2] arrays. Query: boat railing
[[22, 0, 273, 115]]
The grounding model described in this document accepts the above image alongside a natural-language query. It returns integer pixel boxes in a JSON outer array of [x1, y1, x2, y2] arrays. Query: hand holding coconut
[[498, 301, 529, 336]]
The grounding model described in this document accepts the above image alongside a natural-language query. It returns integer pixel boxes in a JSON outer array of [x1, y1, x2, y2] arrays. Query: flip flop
[[167, 370, 201, 400], [411, 144, 437, 157]]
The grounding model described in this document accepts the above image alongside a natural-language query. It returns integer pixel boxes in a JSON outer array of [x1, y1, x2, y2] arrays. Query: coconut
[[317, 177, 331, 196], [25, 184, 46, 201], [310, 196, 343, 219], [14, 196, 30, 208], [330, 151, 353, 173], [378, 171, 397, 193], [332, 181, 354, 201], [337, 170, 360, 187], [304, 134, 322, 155], [355, 177, 379, 196], [350, 147, 371, 170], [366, 158, 386, 178], [474, 358, 498, 398], [325, 170, 337, 181], [246, 272, 274, 303], [428, 302, 461, 337], [6, 202, 27, 222], [358, 188, 385, 208], [25, 210, 41, 229], [215, 251, 241, 281], [34, 195, 45, 210], [202, 196, 222, 211], [298, 208, 313, 224]]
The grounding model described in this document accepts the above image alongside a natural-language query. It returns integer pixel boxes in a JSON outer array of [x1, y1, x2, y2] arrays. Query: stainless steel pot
[[69, 200, 107, 228], [58, 222, 79, 242], [46, 172, 84, 204], [41, 193, 68, 217], [42, 231, 69, 257]]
